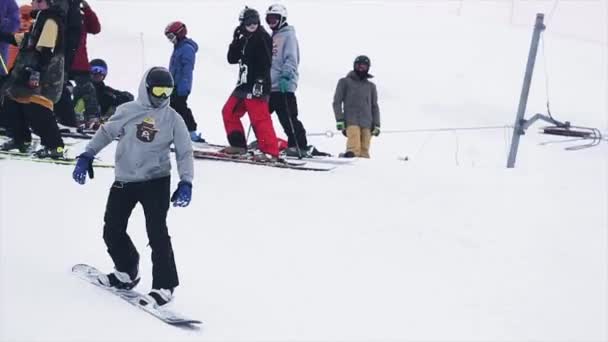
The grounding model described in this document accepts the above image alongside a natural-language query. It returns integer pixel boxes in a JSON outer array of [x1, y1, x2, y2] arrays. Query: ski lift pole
[[507, 13, 546, 168]]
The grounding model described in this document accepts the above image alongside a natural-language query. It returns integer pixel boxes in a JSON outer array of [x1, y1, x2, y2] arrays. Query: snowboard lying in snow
[[72, 264, 202, 327]]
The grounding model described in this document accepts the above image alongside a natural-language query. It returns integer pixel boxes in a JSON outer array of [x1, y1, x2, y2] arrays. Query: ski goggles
[[165, 32, 177, 43], [150, 86, 173, 97], [241, 18, 259, 27], [90, 65, 107, 75]]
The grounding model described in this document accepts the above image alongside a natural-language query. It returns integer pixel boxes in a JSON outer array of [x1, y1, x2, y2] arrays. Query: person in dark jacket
[[51, 0, 82, 127], [0, 0, 67, 158], [69, 0, 100, 129], [0, 0, 19, 75], [165, 21, 204, 142], [72, 67, 194, 307], [222, 7, 279, 160], [72, 58, 133, 124], [332, 55, 380, 158]]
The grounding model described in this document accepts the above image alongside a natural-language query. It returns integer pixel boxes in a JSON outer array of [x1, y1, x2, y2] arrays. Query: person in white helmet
[[265, 3, 319, 158]]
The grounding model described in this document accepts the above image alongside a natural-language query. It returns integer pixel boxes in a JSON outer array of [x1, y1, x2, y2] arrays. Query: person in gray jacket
[[71, 67, 194, 307], [332, 55, 380, 158], [265, 4, 309, 157]]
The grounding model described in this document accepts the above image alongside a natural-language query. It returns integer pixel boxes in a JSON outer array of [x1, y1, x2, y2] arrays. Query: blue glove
[[171, 181, 192, 207], [73, 152, 95, 185], [279, 77, 290, 93]]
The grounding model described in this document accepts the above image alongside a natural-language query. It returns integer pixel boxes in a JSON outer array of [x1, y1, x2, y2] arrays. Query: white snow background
[[0, 0, 607, 341]]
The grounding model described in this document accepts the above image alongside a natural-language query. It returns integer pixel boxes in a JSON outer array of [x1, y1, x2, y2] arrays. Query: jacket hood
[[136, 67, 171, 109], [179, 38, 199, 52], [275, 24, 295, 35]]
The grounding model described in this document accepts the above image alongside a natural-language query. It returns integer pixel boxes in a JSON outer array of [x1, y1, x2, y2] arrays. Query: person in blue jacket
[[0, 0, 19, 76], [165, 21, 205, 143]]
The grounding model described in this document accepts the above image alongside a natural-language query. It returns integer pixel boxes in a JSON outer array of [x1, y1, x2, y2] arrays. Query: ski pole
[[283, 94, 303, 159]]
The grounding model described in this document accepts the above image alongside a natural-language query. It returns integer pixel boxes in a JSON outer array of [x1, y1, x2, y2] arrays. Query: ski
[[0, 150, 114, 168], [72, 264, 202, 327], [189, 142, 347, 168], [282, 154, 354, 165], [191, 149, 334, 171]]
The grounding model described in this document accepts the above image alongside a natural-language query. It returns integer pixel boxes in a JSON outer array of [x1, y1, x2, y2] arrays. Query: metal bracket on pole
[[506, 13, 546, 168], [521, 113, 564, 131]]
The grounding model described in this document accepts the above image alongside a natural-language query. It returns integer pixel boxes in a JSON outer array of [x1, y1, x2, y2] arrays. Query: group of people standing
[[218, 4, 382, 159]]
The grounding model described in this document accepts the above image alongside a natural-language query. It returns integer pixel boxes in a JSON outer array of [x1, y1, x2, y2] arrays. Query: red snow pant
[[222, 95, 279, 157]]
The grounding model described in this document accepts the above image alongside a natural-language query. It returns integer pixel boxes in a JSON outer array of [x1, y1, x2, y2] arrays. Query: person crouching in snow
[[332, 55, 380, 158], [72, 67, 194, 307]]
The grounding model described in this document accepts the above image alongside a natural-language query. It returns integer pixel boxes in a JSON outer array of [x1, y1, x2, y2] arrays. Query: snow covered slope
[[1, 1, 606, 341]]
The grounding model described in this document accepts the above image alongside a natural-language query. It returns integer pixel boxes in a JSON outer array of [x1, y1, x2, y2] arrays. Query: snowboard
[[71, 264, 202, 327]]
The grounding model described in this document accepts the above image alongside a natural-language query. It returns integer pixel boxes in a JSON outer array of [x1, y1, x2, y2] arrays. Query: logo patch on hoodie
[[136, 117, 159, 143]]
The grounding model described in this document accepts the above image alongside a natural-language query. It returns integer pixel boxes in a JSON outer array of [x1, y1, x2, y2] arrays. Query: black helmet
[[90, 58, 107, 70], [353, 55, 371, 69], [239, 6, 260, 27], [145, 67, 174, 108]]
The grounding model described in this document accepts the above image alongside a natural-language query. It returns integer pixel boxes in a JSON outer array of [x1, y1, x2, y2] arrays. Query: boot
[[33, 146, 66, 159], [97, 268, 140, 290], [139, 288, 174, 306], [220, 146, 247, 155], [1, 139, 33, 153]]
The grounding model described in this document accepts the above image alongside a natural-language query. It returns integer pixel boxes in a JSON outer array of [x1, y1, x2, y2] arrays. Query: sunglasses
[[150, 86, 173, 97], [90, 65, 107, 75]]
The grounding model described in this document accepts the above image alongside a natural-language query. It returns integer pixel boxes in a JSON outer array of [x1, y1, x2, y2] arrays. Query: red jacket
[[71, 6, 100, 72]]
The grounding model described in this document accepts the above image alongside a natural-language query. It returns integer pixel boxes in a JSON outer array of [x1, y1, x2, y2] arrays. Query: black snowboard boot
[[139, 288, 174, 307], [98, 267, 140, 290]]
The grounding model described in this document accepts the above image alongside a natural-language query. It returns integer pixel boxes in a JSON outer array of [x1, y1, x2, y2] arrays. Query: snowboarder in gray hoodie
[[71, 67, 194, 307], [265, 4, 311, 157]]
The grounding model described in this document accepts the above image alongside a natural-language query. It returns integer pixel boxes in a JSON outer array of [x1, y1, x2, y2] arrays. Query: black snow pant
[[268, 92, 307, 148], [72, 71, 99, 121], [54, 82, 77, 127], [103, 176, 179, 290], [4, 98, 64, 148], [170, 94, 197, 132]]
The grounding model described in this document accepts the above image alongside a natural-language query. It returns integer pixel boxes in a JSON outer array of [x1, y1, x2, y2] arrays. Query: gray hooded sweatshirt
[[270, 25, 299, 93], [85, 68, 194, 184]]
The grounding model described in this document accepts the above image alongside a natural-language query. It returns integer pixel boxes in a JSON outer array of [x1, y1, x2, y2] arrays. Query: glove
[[24, 67, 40, 89], [336, 120, 345, 131], [233, 26, 243, 42], [371, 125, 380, 137], [171, 181, 192, 207], [278, 76, 290, 93], [72, 152, 95, 185]]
